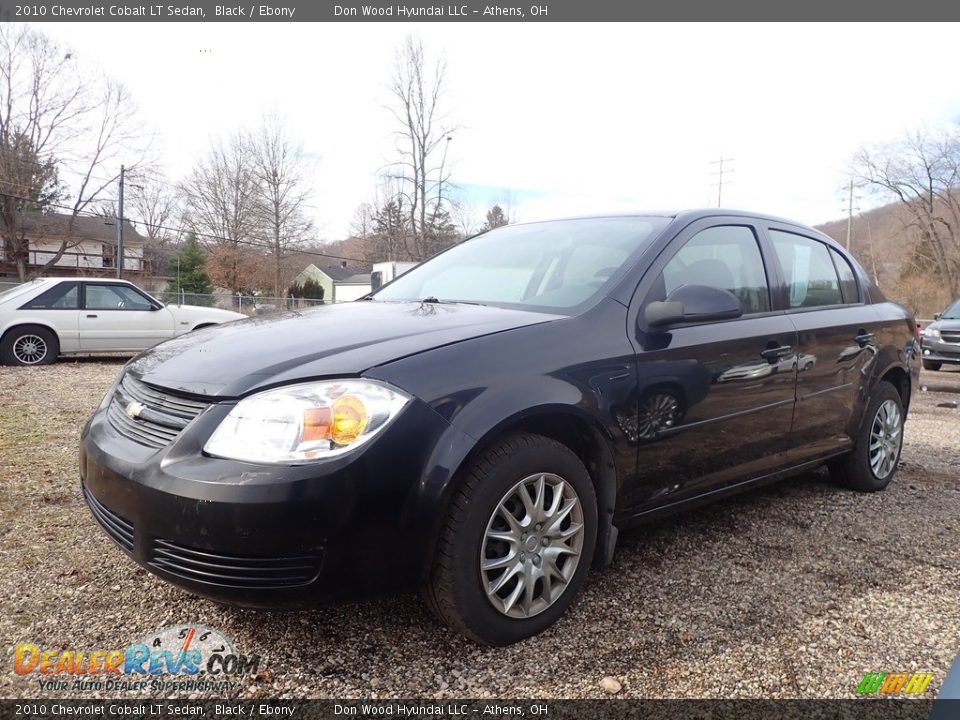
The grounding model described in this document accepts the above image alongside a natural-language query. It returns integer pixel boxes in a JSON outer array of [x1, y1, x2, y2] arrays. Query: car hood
[[166, 304, 247, 322], [127, 301, 560, 398], [931, 318, 960, 332]]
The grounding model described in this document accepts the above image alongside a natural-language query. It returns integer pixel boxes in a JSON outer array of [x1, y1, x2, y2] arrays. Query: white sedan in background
[[0, 277, 246, 366]]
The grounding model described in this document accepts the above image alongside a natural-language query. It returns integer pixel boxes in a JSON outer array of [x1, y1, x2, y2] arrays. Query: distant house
[[371, 261, 418, 290], [293, 262, 372, 303], [2, 211, 145, 277]]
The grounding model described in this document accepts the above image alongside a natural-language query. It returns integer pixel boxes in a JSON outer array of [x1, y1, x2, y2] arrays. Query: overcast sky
[[37, 22, 960, 240]]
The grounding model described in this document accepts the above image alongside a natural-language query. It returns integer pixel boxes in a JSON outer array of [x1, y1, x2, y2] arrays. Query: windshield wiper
[[420, 296, 486, 306]]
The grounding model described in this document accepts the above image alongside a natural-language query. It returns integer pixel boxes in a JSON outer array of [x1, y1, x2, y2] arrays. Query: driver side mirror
[[644, 284, 743, 328], [934, 313, 942, 320]]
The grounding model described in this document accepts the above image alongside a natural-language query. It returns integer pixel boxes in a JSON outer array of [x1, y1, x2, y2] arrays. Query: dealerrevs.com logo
[[13, 625, 261, 693], [856, 671, 934, 696]]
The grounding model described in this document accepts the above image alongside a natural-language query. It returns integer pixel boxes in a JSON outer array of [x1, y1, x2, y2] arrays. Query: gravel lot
[[1, 359, 959, 700]]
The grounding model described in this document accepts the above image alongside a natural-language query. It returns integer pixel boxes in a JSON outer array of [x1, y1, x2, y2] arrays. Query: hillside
[[816, 200, 950, 318]]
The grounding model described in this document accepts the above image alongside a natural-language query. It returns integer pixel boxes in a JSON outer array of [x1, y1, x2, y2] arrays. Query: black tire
[[828, 381, 904, 492], [0, 325, 59, 366], [922, 360, 942, 371], [425, 433, 597, 645]]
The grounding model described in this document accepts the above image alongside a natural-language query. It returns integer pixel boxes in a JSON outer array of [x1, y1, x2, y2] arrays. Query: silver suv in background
[[921, 299, 960, 371]]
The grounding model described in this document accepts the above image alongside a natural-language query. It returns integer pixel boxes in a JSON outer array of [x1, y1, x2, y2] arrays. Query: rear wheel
[[829, 381, 904, 492], [0, 326, 59, 366], [922, 359, 942, 371], [425, 433, 597, 645]]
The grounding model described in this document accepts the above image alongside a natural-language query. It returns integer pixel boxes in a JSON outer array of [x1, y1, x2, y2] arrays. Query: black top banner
[[0, 0, 958, 21]]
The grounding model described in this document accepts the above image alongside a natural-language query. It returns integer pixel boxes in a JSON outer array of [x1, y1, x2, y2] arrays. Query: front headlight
[[203, 380, 411, 464], [924, 327, 941, 338]]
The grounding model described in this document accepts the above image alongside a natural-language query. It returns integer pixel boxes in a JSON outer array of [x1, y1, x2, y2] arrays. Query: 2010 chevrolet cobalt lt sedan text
[[80, 210, 919, 645]]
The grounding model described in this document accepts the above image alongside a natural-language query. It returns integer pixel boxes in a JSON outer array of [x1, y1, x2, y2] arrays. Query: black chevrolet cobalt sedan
[[80, 210, 919, 645]]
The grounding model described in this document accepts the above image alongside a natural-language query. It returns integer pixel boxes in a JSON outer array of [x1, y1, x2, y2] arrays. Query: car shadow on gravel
[[162, 463, 954, 694]]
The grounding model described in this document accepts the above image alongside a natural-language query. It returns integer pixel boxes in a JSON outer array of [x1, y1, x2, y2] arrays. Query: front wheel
[[922, 359, 942, 371], [829, 381, 904, 492], [425, 433, 597, 645]]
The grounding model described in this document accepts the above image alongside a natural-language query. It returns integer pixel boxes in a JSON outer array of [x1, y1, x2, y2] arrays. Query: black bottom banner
[[0, 699, 956, 720]]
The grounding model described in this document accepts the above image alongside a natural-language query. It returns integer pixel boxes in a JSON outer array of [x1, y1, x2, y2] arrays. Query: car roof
[[535, 208, 824, 228], [24, 277, 134, 284], [494, 208, 840, 249]]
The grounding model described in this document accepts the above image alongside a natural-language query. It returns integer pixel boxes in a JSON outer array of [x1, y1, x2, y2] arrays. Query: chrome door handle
[[855, 331, 874, 347], [760, 345, 793, 361]]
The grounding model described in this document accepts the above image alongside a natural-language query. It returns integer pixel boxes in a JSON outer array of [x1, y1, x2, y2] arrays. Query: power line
[[709, 155, 735, 208]]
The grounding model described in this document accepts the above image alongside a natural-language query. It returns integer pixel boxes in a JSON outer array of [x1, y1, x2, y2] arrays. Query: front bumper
[[921, 338, 960, 364], [79, 394, 461, 607]]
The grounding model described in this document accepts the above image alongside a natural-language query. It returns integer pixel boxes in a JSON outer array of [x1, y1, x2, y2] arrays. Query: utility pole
[[116, 164, 125, 279], [709, 155, 734, 207], [845, 177, 854, 251]]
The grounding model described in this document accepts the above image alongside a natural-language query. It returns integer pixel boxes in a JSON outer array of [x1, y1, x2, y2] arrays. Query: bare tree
[[385, 35, 456, 260], [448, 197, 478, 239], [129, 174, 180, 243], [181, 134, 260, 293], [249, 115, 315, 297], [0, 25, 151, 280], [854, 125, 960, 297]]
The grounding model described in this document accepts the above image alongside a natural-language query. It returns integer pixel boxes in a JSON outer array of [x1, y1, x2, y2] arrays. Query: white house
[[371, 261, 418, 290], [11, 212, 145, 275]]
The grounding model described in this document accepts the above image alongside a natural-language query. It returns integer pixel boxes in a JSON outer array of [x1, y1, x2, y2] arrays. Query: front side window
[[654, 225, 770, 315], [21, 282, 79, 309], [85, 284, 154, 311], [769, 230, 842, 309], [372, 217, 667, 312]]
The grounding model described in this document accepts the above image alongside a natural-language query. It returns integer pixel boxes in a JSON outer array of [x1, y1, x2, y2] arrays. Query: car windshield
[[941, 300, 960, 319], [371, 217, 666, 312], [0, 279, 44, 304]]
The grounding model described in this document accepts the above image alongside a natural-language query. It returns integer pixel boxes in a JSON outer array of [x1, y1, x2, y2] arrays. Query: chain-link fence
[[161, 291, 325, 316]]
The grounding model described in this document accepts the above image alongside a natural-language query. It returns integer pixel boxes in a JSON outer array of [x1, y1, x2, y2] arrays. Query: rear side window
[[20, 282, 79, 310], [769, 230, 842, 309], [829, 247, 860, 304], [657, 225, 770, 315]]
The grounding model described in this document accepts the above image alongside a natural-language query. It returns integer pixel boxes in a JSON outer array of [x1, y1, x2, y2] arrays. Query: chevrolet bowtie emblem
[[124, 401, 146, 419]]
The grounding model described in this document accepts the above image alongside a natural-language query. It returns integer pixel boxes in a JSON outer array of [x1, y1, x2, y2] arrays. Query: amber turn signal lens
[[330, 395, 368, 445], [302, 407, 333, 442]]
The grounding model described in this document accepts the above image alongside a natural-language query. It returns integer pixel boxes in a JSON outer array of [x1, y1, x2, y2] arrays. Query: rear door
[[762, 225, 883, 460], [622, 218, 798, 512], [79, 282, 174, 351]]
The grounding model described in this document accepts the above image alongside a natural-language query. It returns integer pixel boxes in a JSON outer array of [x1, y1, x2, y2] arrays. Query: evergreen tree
[[167, 233, 214, 305], [288, 277, 325, 302], [480, 204, 509, 232]]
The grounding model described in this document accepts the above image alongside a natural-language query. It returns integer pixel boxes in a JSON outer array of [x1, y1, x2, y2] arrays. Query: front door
[[79, 283, 174, 351], [622, 220, 798, 513]]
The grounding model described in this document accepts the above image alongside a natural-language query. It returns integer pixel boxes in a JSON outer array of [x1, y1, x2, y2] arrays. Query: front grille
[[149, 538, 321, 589], [106, 374, 210, 450], [941, 332, 960, 344], [83, 484, 134, 553]]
